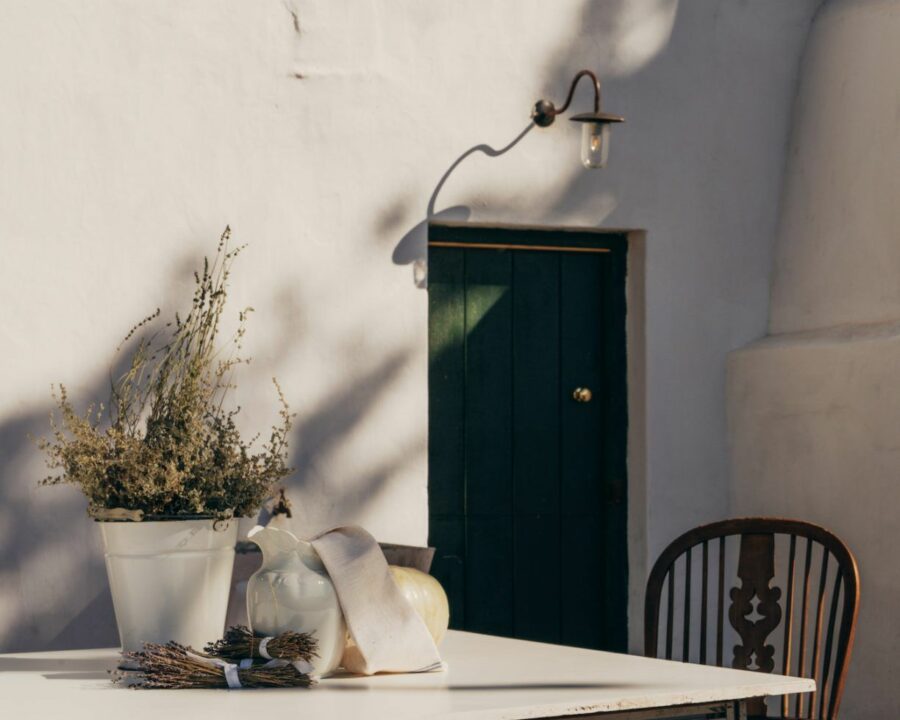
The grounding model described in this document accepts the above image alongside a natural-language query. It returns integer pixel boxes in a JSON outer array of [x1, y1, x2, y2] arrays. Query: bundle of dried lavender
[[204, 625, 318, 664], [117, 641, 315, 690]]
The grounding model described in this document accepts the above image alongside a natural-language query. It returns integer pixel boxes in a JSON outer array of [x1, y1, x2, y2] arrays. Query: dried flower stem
[[117, 641, 315, 690], [204, 625, 318, 663], [38, 227, 294, 518]]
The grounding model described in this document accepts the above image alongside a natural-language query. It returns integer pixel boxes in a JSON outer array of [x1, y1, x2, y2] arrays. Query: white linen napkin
[[310, 525, 444, 675]]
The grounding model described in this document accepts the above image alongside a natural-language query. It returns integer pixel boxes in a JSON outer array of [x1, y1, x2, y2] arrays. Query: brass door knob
[[572, 387, 593, 403]]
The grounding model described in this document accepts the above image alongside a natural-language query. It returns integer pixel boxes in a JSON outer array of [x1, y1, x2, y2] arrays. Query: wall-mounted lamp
[[532, 69, 624, 169]]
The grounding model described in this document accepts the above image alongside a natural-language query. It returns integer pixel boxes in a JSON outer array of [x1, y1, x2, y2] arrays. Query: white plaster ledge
[[737, 318, 900, 353]]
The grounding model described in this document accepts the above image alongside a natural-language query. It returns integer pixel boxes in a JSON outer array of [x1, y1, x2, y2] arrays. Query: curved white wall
[[731, 1, 900, 716], [770, 0, 900, 334]]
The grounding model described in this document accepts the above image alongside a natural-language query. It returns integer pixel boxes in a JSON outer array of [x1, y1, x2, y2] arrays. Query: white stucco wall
[[0, 0, 817, 653], [730, 327, 900, 719], [769, 0, 900, 335], [729, 1, 900, 716]]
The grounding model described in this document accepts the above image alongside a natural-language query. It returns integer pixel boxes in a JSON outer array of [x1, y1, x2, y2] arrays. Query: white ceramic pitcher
[[246, 525, 346, 675]]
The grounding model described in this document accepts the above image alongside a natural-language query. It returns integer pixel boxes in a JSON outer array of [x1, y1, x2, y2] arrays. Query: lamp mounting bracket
[[532, 69, 601, 127]]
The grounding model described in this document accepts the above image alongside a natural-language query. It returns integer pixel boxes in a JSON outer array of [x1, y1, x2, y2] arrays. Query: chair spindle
[[683, 549, 691, 661], [700, 540, 709, 665]]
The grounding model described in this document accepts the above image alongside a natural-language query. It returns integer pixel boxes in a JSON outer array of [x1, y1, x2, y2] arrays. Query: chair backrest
[[645, 518, 859, 719]]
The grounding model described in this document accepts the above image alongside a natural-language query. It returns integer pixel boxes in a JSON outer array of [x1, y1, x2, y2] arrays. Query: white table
[[0, 630, 814, 719]]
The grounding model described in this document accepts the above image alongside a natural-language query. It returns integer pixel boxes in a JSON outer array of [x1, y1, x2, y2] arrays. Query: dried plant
[[117, 641, 315, 689], [204, 625, 318, 663], [38, 227, 293, 518]]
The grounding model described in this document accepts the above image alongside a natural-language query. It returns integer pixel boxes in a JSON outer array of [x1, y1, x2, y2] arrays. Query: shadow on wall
[[379, 0, 681, 654], [385, 0, 679, 280], [286, 343, 425, 533], [0, 348, 136, 652], [0, 0, 683, 653], [0, 254, 417, 653], [390, 123, 534, 283]]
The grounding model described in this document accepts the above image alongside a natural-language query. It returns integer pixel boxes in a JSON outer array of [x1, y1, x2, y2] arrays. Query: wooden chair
[[645, 518, 859, 719]]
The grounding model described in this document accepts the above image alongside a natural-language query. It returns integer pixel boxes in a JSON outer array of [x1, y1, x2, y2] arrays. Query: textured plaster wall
[[730, 327, 900, 718], [0, 0, 816, 652], [729, 1, 900, 716], [769, 0, 900, 334]]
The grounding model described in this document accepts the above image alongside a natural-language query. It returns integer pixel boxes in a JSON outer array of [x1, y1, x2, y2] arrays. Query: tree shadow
[[0, 229, 423, 652], [0, 0, 687, 655], [0, 653, 115, 672], [289, 347, 411, 484], [0, 343, 139, 653], [0, 244, 311, 652], [282, 343, 423, 536]]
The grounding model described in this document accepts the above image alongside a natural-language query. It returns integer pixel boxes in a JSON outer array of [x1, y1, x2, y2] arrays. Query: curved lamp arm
[[532, 69, 601, 127]]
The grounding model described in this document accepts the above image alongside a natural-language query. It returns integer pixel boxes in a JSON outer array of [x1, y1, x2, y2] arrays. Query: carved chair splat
[[645, 518, 859, 720]]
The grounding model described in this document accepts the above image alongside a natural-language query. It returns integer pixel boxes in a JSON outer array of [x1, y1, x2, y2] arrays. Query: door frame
[[427, 220, 647, 652]]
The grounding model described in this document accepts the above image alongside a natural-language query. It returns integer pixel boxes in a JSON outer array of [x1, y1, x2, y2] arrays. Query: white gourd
[[388, 566, 450, 645]]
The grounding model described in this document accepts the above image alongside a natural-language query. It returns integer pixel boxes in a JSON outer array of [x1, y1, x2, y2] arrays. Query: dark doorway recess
[[427, 221, 629, 652]]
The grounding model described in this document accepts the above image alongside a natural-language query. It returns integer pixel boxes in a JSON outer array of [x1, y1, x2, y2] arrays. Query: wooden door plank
[[512, 251, 561, 515], [464, 250, 513, 514], [466, 514, 515, 635], [512, 251, 561, 642], [560, 253, 605, 516], [559, 253, 608, 651], [514, 513, 561, 642], [601, 247, 629, 651], [428, 248, 466, 517], [560, 519, 606, 649], [428, 513, 467, 628], [427, 247, 467, 628], [463, 249, 514, 635]]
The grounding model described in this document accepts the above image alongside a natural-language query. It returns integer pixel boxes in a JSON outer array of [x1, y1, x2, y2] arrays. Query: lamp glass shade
[[581, 121, 610, 168]]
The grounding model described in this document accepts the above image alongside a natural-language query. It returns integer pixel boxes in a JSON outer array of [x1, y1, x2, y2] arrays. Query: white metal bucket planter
[[100, 518, 238, 652]]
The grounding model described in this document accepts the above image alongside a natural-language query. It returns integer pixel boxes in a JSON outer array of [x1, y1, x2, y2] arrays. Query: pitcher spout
[[247, 525, 301, 565]]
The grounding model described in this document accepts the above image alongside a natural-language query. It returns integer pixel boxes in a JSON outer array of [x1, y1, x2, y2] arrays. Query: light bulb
[[581, 122, 610, 169]]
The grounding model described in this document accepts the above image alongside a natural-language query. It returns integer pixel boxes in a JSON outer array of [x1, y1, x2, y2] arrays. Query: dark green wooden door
[[427, 222, 628, 652]]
